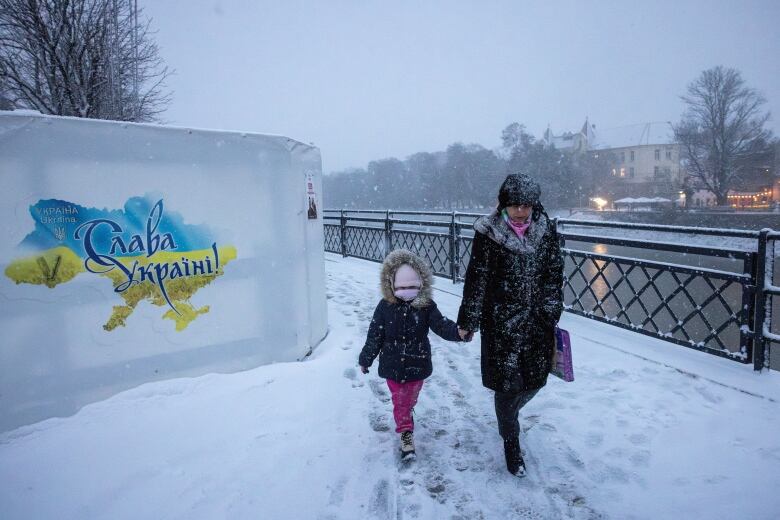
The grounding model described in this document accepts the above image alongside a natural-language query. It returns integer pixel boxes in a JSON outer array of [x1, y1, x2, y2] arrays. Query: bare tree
[[675, 66, 773, 206], [0, 74, 11, 109], [0, 0, 171, 122]]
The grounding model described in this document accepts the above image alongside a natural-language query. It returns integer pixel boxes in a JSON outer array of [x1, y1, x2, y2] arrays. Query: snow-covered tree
[[503, 122, 599, 209], [674, 66, 773, 206], [0, 0, 171, 121], [406, 151, 445, 209]]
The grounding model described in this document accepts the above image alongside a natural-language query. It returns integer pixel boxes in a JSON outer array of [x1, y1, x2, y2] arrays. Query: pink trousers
[[386, 378, 424, 433]]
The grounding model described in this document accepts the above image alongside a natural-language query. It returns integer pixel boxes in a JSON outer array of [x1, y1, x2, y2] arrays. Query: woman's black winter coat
[[457, 211, 564, 393]]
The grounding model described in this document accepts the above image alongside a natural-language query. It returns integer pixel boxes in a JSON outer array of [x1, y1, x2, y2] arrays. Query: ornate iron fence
[[323, 209, 776, 370]]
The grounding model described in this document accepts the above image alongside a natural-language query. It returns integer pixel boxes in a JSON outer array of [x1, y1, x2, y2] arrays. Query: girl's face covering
[[394, 287, 420, 301]]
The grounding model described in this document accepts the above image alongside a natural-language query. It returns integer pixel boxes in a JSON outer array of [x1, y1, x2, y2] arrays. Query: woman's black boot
[[503, 437, 526, 477]]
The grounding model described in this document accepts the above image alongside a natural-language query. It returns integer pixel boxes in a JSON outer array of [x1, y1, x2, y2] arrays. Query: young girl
[[359, 249, 468, 459]]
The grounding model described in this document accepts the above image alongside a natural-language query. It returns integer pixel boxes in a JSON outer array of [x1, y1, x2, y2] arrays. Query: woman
[[457, 173, 564, 477]]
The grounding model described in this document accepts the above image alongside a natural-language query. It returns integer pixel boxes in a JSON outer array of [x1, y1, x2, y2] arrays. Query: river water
[[559, 223, 778, 370]]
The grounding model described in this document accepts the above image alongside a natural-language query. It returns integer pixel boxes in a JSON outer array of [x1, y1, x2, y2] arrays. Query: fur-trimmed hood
[[473, 209, 550, 254], [380, 249, 433, 308]]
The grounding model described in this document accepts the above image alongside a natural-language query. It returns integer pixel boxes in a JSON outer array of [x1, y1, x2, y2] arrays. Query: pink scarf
[[503, 210, 531, 238]]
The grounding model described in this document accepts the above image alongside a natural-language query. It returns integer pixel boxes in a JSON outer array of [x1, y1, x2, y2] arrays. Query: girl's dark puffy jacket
[[358, 249, 462, 382]]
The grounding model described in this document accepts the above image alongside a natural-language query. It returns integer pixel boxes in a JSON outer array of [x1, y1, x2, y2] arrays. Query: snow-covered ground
[[2, 253, 780, 520]]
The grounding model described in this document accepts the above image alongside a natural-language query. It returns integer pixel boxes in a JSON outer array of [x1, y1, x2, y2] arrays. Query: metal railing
[[323, 209, 776, 370]]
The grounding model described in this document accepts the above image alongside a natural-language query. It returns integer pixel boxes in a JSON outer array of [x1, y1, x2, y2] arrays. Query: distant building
[[542, 120, 590, 153], [544, 119, 684, 203]]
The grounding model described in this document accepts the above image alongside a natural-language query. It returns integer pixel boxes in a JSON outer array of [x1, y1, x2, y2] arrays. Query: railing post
[[753, 229, 769, 370], [340, 209, 347, 258], [741, 251, 756, 366], [554, 217, 565, 248], [449, 211, 459, 282], [384, 210, 392, 257], [555, 217, 569, 308]]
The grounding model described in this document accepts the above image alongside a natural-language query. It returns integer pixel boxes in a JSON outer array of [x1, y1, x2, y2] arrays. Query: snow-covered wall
[[0, 111, 328, 433]]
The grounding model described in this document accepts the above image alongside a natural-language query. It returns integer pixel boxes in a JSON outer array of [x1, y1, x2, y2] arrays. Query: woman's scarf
[[502, 209, 531, 238]]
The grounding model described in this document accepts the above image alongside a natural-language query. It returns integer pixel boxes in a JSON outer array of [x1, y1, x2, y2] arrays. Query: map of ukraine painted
[[4, 197, 236, 331]]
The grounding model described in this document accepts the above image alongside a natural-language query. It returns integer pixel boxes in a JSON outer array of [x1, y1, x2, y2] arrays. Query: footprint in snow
[[508, 507, 546, 520], [521, 414, 541, 433], [604, 446, 627, 459], [369, 411, 391, 432], [585, 431, 604, 448], [368, 479, 392, 517], [326, 476, 348, 507], [694, 385, 723, 404], [629, 449, 651, 467], [588, 460, 631, 484], [368, 379, 391, 403], [438, 405, 452, 423], [535, 399, 567, 410], [605, 368, 629, 380]]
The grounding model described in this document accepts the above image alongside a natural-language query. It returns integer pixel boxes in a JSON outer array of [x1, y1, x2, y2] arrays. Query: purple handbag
[[551, 327, 574, 382]]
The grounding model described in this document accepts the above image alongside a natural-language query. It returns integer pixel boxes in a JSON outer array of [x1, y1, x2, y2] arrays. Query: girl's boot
[[400, 431, 415, 459]]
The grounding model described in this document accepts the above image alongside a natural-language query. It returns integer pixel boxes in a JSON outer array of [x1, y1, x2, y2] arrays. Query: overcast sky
[[145, 0, 780, 174]]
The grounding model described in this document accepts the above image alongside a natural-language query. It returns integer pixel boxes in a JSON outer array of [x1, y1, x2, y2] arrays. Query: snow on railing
[[557, 218, 760, 239]]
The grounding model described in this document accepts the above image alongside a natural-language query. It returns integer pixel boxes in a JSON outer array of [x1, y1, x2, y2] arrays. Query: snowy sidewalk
[[1, 253, 779, 520]]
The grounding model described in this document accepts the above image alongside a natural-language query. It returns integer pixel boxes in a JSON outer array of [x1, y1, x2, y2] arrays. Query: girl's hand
[[360, 365, 369, 374], [458, 328, 474, 342]]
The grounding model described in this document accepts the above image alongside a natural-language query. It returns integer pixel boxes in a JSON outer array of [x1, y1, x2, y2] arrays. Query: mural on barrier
[[5, 196, 237, 331]]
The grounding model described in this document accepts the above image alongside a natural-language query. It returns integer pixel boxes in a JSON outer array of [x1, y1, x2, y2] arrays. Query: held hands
[[458, 328, 474, 342], [359, 365, 369, 374]]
